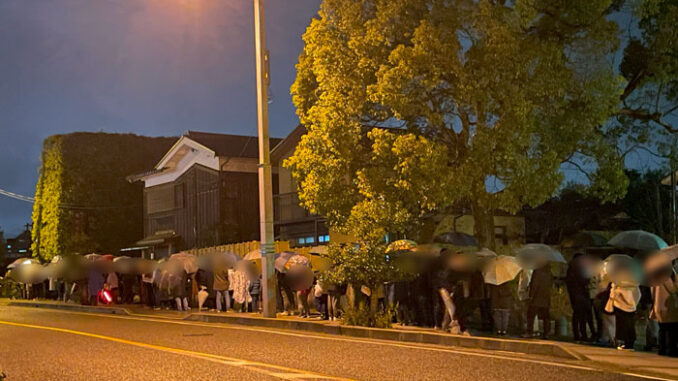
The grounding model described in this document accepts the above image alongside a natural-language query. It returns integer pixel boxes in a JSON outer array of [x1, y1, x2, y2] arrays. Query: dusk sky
[[0, 0, 320, 236], [0, 0, 665, 237]]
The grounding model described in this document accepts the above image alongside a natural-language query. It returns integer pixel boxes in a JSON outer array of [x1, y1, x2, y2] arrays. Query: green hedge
[[31, 132, 176, 261]]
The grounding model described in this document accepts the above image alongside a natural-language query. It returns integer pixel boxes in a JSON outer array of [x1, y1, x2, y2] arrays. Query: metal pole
[[254, 0, 277, 318]]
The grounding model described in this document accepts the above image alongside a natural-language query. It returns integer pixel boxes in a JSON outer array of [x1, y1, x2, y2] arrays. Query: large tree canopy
[[287, 0, 627, 247]]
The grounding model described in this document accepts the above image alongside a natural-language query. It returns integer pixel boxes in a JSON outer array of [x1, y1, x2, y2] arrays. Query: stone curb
[[8, 301, 130, 316], [184, 313, 583, 361]]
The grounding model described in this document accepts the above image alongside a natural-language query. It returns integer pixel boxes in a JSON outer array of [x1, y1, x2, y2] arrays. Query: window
[[318, 235, 330, 243], [146, 185, 175, 214], [494, 226, 508, 246], [296, 236, 317, 246]]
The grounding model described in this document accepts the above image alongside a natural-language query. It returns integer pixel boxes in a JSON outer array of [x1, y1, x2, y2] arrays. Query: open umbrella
[[516, 244, 566, 269], [433, 232, 479, 247], [285, 254, 311, 270], [601, 254, 644, 286], [244, 249, 262, 261], [84, 253, 103, 261], [609, 230, 668, 252], [7, 258, 39, 269], [274, 251, 296, 273], [560, 232, 609, 249], [169, 252, 198, 274], [482, 256, 522, 285], [386, 240, 417, 253], [446, 248, 497, 272], [413, 243, 444, 257]]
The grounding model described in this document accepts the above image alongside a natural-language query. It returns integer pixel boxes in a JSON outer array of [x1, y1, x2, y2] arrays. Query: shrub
[[342, 302, 394, 328]]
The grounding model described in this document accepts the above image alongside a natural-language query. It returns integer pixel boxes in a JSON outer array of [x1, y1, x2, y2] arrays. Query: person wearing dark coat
[[249, 275, 262, 312], [526, 264, 553, 338], [566, 253, 595, 341], [87, 269, 105, 306], [120, 273, 137, 304], [490, 283, 513, 335], [432, 266, 453, 330]]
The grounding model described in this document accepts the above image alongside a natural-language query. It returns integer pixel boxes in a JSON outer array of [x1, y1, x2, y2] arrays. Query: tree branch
[[618, 108, 678, 133]]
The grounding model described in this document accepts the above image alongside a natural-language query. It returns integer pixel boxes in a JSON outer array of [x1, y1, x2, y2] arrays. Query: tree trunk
[[472, 202, 496, 250], [369, 284, 379, 315]]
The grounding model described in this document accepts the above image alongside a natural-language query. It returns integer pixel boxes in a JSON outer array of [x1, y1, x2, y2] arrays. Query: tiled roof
[[186, 131, 282, 159]]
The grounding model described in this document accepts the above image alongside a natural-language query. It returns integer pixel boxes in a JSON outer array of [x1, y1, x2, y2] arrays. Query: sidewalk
[[5, 299, 678, 380]]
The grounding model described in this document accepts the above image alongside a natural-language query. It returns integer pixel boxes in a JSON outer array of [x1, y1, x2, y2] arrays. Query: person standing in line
[[106, 271, 119, 304], [87, 268, 104, 306], [232, 267, 251, 312], [213, 267, 230, 313], [607, 281, 641, 350], [517, 269, 533, 333], [490, 282, 513, 336], [314, 279, 329, 320], [142, 270, 155, 308], [121, 273, 137, 304], [227, 268, 235, 311], [525, 262, 553, 339], [566, 253, 596, 342], [651, 265, 678, 357], [249, 274, 262, 312]]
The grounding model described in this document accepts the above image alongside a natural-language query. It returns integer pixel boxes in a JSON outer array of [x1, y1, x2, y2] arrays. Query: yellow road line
[[5, 307, 677, 381], [0, 319, 356, 381]]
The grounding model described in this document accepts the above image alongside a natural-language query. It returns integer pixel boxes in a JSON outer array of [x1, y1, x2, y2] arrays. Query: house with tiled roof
[[129, 131, 282, 257]]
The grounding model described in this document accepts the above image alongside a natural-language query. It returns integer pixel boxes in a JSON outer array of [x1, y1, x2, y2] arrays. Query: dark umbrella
[[433, 232, 479, 247], [608, 230, 668, 252]]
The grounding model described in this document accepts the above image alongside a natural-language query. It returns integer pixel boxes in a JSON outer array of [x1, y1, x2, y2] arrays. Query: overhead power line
[[0, 188, 35, 203], [0, 187, 141, 210]]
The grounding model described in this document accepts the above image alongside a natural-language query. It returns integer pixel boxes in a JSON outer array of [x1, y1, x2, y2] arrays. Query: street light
[[253, 0, 277, 318]]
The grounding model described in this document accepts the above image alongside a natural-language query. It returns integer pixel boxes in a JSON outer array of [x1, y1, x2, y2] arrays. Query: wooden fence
[[186, 241, 314, 258]]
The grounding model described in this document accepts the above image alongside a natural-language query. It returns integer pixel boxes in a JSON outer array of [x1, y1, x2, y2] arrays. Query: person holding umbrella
[[482, 255, 522, 336], [213, 265, 230, 313], [566, 253, 596, 342], [526, 262, 553, 339], [602, 255, 643, 350], [646, 247, 678, 356], [650, 265, 678, 357], [607, 280, 641, 350]]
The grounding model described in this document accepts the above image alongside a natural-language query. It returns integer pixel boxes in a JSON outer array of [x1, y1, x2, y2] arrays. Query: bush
[[0, 277, 21, 299], [342, 302, 394, 328]]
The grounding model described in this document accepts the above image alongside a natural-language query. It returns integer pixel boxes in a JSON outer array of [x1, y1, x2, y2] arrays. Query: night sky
[[0, 0, 664, 238], [0, 0, 320, 236]]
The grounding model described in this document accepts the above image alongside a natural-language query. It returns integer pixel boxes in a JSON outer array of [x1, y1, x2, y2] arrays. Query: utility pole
[[254, 0, 277, 318]]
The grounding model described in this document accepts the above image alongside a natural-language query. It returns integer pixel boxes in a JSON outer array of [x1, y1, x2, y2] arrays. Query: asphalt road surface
[[0, 306, 664, 381]]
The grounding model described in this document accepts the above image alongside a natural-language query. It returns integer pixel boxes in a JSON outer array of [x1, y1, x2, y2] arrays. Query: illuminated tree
[[287, 0, 627, 248]]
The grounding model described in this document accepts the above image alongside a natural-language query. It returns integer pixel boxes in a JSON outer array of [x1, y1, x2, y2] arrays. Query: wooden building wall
[[144, 164, 220, 250]]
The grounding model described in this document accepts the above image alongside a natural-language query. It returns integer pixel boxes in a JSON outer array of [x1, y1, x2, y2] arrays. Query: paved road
[[0, 306, 663, 381]]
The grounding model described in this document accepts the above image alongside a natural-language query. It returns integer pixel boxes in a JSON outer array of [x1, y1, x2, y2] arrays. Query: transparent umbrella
[[601, 254, 644, 286], [516, 244, 566, 269], [482, 255, 522, 285]]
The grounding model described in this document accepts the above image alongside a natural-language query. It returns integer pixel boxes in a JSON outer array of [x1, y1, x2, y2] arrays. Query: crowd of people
[[5, 246, 677, 358]]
